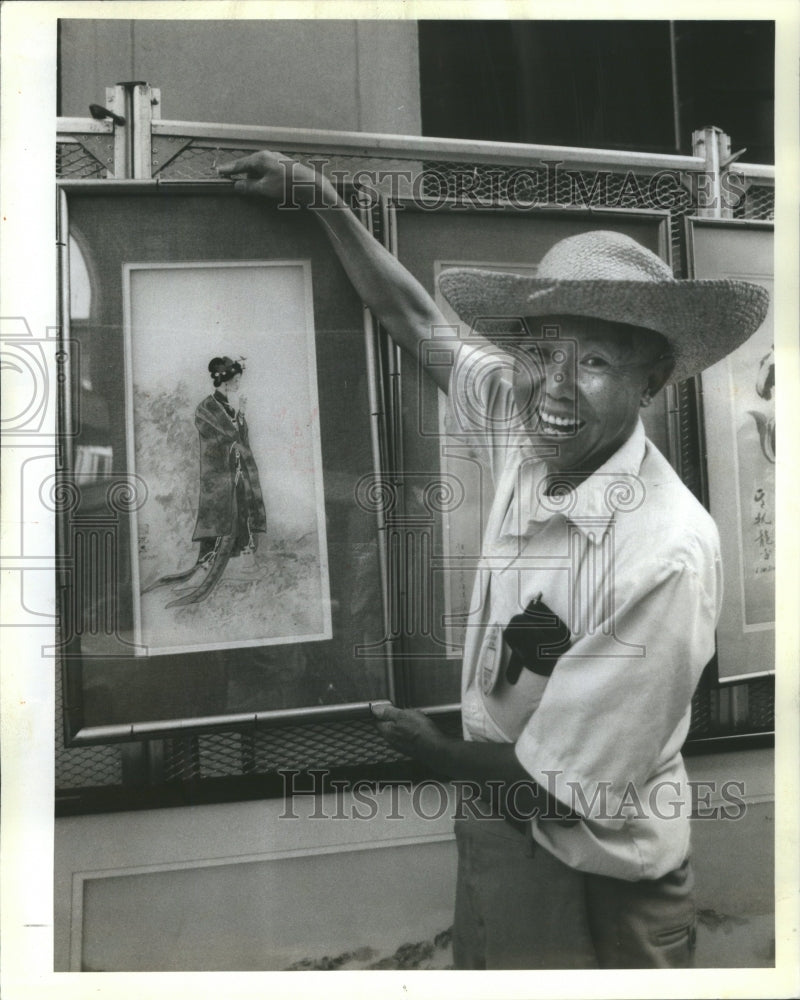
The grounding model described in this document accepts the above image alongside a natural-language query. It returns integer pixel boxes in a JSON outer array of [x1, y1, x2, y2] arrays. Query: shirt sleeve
[[514, 544, 719, 817]]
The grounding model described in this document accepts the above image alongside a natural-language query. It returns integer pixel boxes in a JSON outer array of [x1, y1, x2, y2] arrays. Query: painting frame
[[57, 179, 392, 744], [685, 215, 775, 683]]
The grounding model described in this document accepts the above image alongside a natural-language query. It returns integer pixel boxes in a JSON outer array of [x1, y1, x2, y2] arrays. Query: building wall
[[58, 19, 421, 135]]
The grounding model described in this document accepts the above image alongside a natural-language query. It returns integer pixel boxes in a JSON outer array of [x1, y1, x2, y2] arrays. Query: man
[[219, 151, 769, 969]]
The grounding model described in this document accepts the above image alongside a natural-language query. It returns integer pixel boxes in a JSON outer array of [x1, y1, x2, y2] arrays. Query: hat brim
[[438, 269, 770, 384]]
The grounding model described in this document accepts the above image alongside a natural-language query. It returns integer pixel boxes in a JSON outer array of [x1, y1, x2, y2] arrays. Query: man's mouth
[[535, 409, 585, 437]]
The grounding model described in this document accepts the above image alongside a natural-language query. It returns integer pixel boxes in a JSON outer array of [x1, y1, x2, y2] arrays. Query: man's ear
[[646, 355, 676, 397]]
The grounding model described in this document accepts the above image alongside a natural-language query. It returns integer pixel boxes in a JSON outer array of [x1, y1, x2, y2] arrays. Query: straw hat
[[437, 230, 770, 383]]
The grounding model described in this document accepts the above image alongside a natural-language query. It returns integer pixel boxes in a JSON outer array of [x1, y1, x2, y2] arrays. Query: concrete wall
[[58, 19, 421, 135], [54, 748, 774, 971]]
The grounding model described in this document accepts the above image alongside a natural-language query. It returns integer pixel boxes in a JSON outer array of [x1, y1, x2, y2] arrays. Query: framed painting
[[57, 181, 391, 742], [686, 217, 775, 682]]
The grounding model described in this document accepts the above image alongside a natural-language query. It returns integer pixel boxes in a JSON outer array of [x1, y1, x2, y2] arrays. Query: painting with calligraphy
[[690, 218, 774, 681]]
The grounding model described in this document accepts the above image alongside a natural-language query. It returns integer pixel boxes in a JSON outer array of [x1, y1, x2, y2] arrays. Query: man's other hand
[[370, 703, 448, 760]]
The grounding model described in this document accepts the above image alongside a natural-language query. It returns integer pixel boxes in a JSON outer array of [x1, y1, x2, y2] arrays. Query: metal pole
[[357, 198, 397, 705], [129, 82, 157, 178], [669, 23, 682, 153], [56, 188, 72, 593], [105, 84, 130, 178], [691, 126, 726, 219]]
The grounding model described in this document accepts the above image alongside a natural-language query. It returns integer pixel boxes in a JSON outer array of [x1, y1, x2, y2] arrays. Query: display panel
[[687, 217, 775, 682], [59, 185, 389, 741], [390, 203, 673, 707]]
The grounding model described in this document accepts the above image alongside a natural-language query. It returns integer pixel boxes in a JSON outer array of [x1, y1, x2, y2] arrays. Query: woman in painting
[[145, 355, 267, 607]]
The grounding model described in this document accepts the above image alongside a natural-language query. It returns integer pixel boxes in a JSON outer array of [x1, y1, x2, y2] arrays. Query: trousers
[[452, 811, 696, 970]]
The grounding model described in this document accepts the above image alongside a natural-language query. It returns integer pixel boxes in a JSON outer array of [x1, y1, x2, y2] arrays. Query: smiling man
[[220, 152, 769, 970]]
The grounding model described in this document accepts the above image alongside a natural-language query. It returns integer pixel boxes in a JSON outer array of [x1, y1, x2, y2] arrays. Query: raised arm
[[218, 150, 459, 392]]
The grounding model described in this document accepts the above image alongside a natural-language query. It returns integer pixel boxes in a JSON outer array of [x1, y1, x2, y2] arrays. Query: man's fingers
[[370, 701, 402, 721], [217, 155, 256, 177], [218, 149, 288, 178]]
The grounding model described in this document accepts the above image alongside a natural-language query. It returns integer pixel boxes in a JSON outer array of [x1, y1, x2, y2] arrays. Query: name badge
[[479, 624, 504, 695]]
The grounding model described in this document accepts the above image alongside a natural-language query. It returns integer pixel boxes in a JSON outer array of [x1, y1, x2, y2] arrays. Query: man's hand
[[217, 150, 335, 207], [370, 703, 449, 761]]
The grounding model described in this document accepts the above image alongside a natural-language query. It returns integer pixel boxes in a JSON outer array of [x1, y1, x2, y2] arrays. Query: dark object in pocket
[[504, 596, 572, 685]]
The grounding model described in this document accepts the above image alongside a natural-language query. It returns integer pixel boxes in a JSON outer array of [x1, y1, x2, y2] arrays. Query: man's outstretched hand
[[218, 150, 332, 206]]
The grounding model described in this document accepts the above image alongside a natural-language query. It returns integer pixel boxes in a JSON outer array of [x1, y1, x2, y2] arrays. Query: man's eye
[[581, 355, 609, 369]]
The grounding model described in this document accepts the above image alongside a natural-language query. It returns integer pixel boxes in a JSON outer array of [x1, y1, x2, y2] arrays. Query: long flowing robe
[[191, 391, 266, 545]]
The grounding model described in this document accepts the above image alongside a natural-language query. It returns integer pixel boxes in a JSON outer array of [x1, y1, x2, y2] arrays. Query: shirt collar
[[502, 420, 647, 542]]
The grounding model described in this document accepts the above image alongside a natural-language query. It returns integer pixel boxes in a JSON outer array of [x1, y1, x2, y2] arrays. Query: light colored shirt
[[448, 344, 722, 881]]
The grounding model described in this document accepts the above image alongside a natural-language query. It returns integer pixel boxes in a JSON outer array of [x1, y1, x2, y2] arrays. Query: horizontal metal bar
[[57, 116, 114, 135], [58, 116, 774, 180], [682, 731, 774, 756], [57, 177, 235, 195], [732, 162, 774, 182], [58, 114, 774, 179], [151, 120, 709, 173], [67, 698, 458, 744], [715, 668, 775, 685]]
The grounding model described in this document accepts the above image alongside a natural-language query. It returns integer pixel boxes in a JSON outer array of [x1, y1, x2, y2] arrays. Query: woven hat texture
[[438, 230, 770, 383]]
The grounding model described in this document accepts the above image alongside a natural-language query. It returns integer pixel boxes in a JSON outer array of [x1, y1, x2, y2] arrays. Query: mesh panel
[[744, 676, 775, 730], [153, 143, 255, 179], [734, 183, 774, 221], [163, 721, 407, 782], [56, 137, 114, 179], [160, 713, 465, 782], [55, 660, 124, 789], [688, 686, 714, 737]]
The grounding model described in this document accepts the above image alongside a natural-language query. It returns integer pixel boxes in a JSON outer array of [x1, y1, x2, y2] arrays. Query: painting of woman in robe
[[144, 355, 267, 607]]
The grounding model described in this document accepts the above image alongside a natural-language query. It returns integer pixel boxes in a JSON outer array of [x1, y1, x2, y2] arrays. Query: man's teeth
[[537, 411, 582, 433]]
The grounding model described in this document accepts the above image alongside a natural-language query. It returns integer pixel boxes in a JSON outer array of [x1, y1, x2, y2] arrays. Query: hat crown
[[536, 230, 674, 284]]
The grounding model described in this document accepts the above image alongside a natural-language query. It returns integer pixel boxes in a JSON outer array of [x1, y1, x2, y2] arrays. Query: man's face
[[510, 316, 663, 476]]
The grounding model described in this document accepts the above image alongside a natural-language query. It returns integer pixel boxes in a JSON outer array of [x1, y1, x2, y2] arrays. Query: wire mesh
[[688, 686, 714, 738], [743, 676, 775, 731], [734, 183, 774, 221], [56, 137, 114, 179], [55, 660, 123, 789], [152, 143, 256, 179]]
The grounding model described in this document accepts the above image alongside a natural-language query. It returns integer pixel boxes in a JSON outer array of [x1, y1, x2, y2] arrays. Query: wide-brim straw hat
[[437, 230, 770, 383]]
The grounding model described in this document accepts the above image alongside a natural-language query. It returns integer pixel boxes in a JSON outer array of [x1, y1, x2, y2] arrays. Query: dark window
[[419, 20, 774, 163]]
